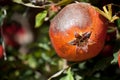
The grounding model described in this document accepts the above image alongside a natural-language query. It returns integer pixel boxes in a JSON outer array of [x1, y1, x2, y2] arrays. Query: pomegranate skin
[[0, 45, 3, 58], [49, 2, 107, 61]]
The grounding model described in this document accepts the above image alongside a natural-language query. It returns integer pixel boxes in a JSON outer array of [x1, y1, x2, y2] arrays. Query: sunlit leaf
[[13, 0, 23, 4], [41, 53, 51, 62], [38, 43, 50, 51], [48, 69, 65, 80], [75, 74, 82, 80], [35, 10, 47, 28], [27, 56, 37, 69], [111, 51, 119, 63], [56, 0, 73, 6], [60, 68, 74, 80]]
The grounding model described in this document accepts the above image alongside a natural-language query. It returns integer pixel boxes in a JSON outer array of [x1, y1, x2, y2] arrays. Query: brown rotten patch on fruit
[[49, 2, 108, 61]]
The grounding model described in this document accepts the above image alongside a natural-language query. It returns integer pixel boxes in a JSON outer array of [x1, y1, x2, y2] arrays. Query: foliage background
[[0, 0, 120, 80]]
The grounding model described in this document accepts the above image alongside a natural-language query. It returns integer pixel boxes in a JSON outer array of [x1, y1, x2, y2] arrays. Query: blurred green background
[[0, 0, 120, 80]]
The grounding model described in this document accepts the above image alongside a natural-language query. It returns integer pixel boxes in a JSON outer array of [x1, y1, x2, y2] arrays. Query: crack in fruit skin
[[49, 2, 107, 61]]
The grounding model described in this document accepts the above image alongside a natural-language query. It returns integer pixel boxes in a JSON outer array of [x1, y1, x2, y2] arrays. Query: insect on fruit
[[49, 2, 108, 61]]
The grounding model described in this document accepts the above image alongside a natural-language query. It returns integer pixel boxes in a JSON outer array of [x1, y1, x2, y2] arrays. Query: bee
[[69, 32, 94, 53]]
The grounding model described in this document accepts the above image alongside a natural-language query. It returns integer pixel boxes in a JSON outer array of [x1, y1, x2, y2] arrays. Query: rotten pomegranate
[[49, 2, 108, 61]]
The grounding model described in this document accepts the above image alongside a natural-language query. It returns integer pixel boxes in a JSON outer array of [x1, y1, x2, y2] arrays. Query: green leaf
[[60, 68, 74, 80], [38, 43, 50, 51], [56, 0, 73, 6], [93, 57, 113, 71], [111, 51, 119, 63], [48, 69, 65, 80], [35, 10, 47, 28], [117, 19, 120, 29], [75, 74, 82, 80], [84, 57, 113, 76], [27, 55, 37, 69], [13, 0, 23, 4]]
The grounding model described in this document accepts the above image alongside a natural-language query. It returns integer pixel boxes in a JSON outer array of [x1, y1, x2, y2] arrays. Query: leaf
[[111, 51, 119, 63], [48, 68, 66, 80], [48, 65, 70, 80], [56, 0, 73, 6], [60, 68, 74, 80], [12, 0, 23, 4], [117, 19, 120, 29], [75, 74, 82, 80], [27, 56, 37, 69], [93, 57, 113, 71], [85, 57, 113, 76], [38, 43, 50, 51], [35, 10, 47, 28]]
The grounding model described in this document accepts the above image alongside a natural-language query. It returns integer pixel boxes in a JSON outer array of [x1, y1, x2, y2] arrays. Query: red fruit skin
[[49, 3, 107, 61], [101, 44, 114, 57], [118, 50, 120, 68], [0, 45, 3, 58], [2, 22, 33, 48], [2, 23, 21, 47]]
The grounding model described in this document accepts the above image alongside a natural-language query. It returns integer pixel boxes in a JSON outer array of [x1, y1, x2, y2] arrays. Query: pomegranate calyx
[[68, 32, 92, 52]]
